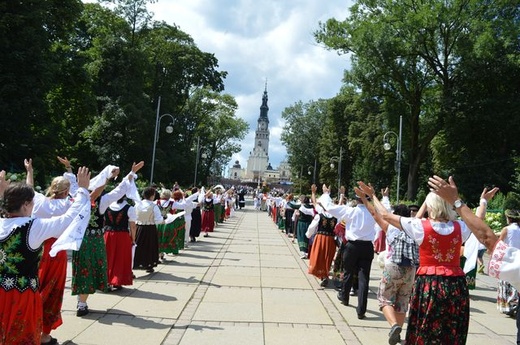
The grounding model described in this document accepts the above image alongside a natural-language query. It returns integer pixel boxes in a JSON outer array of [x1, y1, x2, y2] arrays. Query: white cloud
[[149, 0, 353, 169]]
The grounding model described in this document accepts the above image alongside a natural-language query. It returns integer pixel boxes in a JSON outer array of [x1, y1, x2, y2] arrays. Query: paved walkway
[[53, 205, 517, 345]]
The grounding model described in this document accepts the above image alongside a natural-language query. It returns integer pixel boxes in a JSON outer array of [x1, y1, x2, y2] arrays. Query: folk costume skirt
[[405, 274, 469, 344], [296, 219, 311, 253], [190, 206, 202, 237], [104, 230, 133, 286], [202, 209, 215, 233], [133, 224, 159, 270], [72, 229, 109, 294], [38, 238, 67, 333], [0, 289, 42, 345], [308, 234, 336, 279]]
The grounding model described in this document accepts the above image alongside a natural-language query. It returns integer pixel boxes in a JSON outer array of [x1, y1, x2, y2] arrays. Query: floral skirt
[[308, 234, 336, 279], [405, 274, 469, 344], [72, 231, 108, 294], [104, 231, 133, 286], [157, 217, 185, 254], [38, 238, 67, 333], [0, 289, 42, 345]]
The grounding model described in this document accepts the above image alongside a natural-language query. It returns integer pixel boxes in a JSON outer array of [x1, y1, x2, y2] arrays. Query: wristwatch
[[454, 199, 464, 209]]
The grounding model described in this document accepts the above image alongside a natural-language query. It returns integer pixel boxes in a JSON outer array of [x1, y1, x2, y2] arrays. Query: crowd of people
[[0, 158, 245, 345], [4, 157, 520, 345], [262, 178, 520, 345]]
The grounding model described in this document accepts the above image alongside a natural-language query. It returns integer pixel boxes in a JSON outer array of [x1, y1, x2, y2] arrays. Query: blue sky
[[128, 1, 353, 171]]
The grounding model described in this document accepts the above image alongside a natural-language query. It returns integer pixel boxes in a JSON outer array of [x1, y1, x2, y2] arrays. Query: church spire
[[259, 80, 269, 123]]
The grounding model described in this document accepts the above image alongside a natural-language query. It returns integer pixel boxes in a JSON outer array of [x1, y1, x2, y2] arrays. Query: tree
[[315, 0, 520, 201], [281, 99, 328, 192]]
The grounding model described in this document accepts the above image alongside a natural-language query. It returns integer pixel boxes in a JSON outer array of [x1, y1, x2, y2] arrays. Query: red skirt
[[308, 234, 337, 279], [38, 238, 67, 333], [201, 210, 215, 232], [0, 289, 42, 345], [104, 231, 133, 286]]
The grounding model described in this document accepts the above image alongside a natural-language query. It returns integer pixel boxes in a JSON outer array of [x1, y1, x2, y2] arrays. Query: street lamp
[[329, 147, 343, 199], [193, 136, 208, 186], [150, 96, 175, 185], [307, 158, 317, 184], [383, 115, 403, 203]]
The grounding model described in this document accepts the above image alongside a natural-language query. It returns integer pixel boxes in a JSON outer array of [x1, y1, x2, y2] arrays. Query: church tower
[[246, 84, 270, 181]]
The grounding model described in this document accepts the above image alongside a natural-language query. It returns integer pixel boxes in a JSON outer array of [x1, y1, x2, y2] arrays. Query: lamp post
[[383, 115, 403, 203], [307, 158, 317, 184], [150, 96, 175, 185], [329, 147, 343, 198], [193, 136, 208, 186]]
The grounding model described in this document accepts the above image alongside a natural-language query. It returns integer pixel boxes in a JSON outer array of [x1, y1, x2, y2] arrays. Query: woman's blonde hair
[[46, 177, 71, 199], [425, 192, 458, 221], [160, 189, 172, 200]]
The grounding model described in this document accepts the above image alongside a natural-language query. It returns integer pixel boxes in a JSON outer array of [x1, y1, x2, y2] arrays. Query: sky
[[134, 1, 353, 173]]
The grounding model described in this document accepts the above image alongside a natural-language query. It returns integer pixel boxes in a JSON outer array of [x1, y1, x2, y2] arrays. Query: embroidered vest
[[299, 205, 314, 223], [0, 220, 41, 292], [317, 214, 337, 236], [417, 219, 464, 276], [157, 200, 174, 219], [104, 204, 131, 232], [203, 199, 214, 211]]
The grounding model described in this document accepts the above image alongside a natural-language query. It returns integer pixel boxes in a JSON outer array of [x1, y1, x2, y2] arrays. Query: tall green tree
[[281, 99, 328, 192], [315, 0, 520, 201]]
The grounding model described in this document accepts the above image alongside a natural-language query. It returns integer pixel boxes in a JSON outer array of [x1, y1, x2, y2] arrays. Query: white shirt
[[0, 188, 90, 249], [399, 217, 472, 245], [327, 203, 376, 241]]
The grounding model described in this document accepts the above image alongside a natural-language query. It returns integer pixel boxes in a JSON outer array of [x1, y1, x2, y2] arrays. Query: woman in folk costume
[[0, 167, 91, 345], [134, 186, 163, 273], [155, 189, 176, 260], [189, 187, 203, 242], [168, 189, 187, 254], [295, 194, 315, 259], [72, 162, 144, 317], [27, 157, 78, 344], [201, 188, 217, 237], [360, 179, 497, 345], [103, 195, 137, 291], [180, 188, 200, 246], [497, 209, 520, 316], [213, 188, 224, 225], [308, 184, 337, 287]]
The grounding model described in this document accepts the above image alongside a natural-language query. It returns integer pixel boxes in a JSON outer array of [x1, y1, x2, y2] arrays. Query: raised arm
[[355, 184, 389, 232], [24, 158, 33, 187], [429, 175, 498, 251], [357, 181, 402, 230], [475, 186, 499, 220]]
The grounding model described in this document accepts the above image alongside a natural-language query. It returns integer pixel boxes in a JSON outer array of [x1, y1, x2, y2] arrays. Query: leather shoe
[[357, 313, 366, 319], [337, 293, 348, 306]]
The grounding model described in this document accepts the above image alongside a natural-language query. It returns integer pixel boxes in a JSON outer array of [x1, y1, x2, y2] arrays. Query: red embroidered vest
[[417, 219, 464, 276]]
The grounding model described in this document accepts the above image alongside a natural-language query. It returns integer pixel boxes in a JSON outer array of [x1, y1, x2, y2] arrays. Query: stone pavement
[[52, 205, 517, 345]]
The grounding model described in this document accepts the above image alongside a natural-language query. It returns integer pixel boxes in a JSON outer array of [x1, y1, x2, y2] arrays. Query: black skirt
[[133, 224, 159, 270], [190, 207, 202, 237]]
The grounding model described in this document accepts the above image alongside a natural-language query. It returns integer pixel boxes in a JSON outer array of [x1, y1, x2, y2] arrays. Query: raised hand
[[311, 184, 317, 194], [57, 156, 72, 170], [131, 161, 145, 173], [357, 181, 375, 197], [381, 187, 389, 197], [24, 158, 33, 172], [481, 186, 500, 202], [76, 167, 91, 189], [428, 175, 459, 205]]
